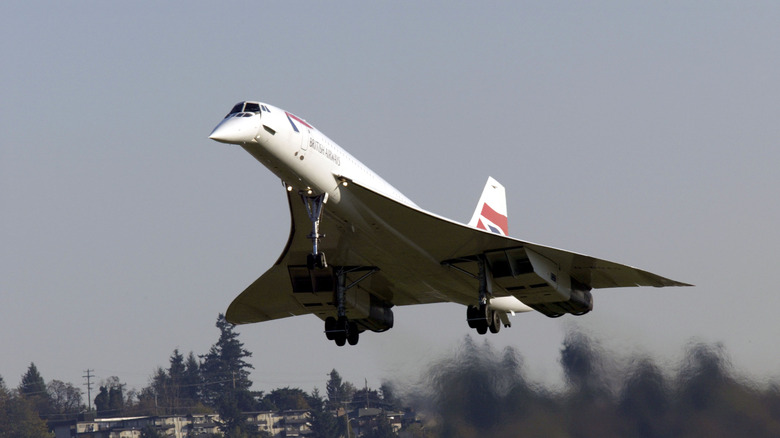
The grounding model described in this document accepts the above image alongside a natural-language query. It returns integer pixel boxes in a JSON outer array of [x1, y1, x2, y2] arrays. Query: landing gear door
[[299, 128, 309, 152]]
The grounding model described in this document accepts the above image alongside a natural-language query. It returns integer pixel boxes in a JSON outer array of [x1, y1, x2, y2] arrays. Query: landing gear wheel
[[466, 305, 478, 329], [489, 310, 501, 334], [347, 321, 359, 346], [324, 317, 336, 341], [334, 316, 348, 347], [475, 304, 489, 335]]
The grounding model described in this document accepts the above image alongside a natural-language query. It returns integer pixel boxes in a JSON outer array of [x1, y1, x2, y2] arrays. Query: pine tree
[[168, 349, 185, 414], [148, 367, 169, 414], [308, 388, 340, 438], [201, 314, 254, 405], [182, 351, 203, 407], [18, 363, 50, 417], [326, 369, 355, 410], [201, 313, 257, 434], [19, 363, 46, 397], [169, 349, 185, 380]]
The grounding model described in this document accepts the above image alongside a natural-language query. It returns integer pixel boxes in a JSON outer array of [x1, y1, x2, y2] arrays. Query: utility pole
[[365, 378, 369, 408], [83, 369, 94, 412]]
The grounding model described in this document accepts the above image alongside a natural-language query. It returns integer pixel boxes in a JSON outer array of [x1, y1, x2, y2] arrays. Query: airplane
[[208, 101, 691, 346]]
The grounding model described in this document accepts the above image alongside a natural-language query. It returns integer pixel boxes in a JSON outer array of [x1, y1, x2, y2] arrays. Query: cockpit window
[[225, 101, 263, 118], [226, 103, 244, 118]]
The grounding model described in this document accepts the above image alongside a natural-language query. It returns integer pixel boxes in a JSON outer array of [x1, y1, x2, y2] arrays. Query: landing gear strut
[[463, 256, 501, 335], [324, 269, 356, 346], [301, 192, 328, 270], [443, 255, 508, 335]]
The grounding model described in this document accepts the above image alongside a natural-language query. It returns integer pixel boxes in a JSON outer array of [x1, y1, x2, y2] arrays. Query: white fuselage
[[210, 102, 416, 210]]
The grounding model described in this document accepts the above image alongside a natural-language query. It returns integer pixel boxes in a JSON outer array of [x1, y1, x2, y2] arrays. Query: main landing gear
[[325, 316, 359, 346], [466, 304, 502, 334], [299, 189, 377, 346], [322, 267, 378, 346], [327, 268, 357, 346], [445, 255, 505, 335]]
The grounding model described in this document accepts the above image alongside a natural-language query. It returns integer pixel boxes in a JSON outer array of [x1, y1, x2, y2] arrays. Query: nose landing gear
[[301, 192, 328, 270]]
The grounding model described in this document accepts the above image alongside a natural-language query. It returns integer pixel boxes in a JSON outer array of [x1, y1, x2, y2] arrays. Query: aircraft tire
[[325, 317, 337, 340], [489, 310, 501, 334], [347, 321, 359, 345], [466, 305, 478, 328], [334, 316, 349, 346]]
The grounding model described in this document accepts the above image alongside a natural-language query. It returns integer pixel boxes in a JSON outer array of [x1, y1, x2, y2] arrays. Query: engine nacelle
[[362, 300, 394, 332], [344, 288, 394, 332], [522, 247, 595, 317], [530, 289, 593, 318]]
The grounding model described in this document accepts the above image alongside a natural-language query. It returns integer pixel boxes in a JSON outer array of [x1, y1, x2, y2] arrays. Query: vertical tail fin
[[468, 176, 509, 236]]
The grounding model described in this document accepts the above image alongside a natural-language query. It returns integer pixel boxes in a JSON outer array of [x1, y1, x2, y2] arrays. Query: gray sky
[[3, 2, 779, 395]]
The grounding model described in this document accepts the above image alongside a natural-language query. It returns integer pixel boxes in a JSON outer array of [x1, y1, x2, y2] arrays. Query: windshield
[[225, 101, 262, 118]]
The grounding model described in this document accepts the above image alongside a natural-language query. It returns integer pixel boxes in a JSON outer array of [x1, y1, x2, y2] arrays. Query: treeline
[[4, 315, 780, 437], [1, 314, 400, 438]]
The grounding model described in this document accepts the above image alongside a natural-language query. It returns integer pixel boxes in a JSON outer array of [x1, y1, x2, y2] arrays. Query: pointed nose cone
[[208, 117, 258, 144], [208, 123, 242, 144]]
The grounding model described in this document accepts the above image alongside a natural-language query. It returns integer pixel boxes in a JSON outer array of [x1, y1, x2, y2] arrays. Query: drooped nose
[[208, 116, 259, 144]]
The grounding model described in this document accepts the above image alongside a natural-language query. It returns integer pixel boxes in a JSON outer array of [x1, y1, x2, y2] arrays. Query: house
[[52, 414, 220, 438]]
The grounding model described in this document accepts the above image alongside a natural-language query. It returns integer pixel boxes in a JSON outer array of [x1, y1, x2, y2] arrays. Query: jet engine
[[530, 289, 593, 318], [345, 289, 394, 332], [361, 300, 394, 332]]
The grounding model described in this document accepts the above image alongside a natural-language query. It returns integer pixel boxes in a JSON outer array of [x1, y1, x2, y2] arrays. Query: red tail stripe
[[480, 203, 508, 235]]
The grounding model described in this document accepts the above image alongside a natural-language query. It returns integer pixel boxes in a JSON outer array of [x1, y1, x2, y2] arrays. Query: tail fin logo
[[468, 177, 509, 236], [476, 203, 509, 236]]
